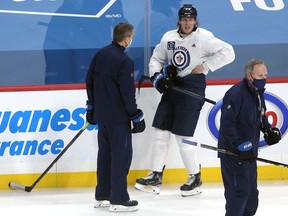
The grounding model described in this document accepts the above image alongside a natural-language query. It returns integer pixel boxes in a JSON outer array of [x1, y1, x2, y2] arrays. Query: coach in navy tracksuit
[[218, 59, 281, 216], [85, 23, 145, 212]]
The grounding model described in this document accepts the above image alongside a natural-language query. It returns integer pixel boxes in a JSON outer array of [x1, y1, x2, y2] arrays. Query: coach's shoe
[[94, 198, 110, 208], [109, 200, 138, 212], [180, 172, 202, 197]]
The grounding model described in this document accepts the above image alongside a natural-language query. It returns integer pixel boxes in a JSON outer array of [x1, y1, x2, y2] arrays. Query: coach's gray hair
[[245, 59, 265, 75]]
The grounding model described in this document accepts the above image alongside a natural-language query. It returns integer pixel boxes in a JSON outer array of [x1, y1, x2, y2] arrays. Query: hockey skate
[[109, 200, 138, 212], [134, 171, 163, 194], [180, 172, 202, 197]]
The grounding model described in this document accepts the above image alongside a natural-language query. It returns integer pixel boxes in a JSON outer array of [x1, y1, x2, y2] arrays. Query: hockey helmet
[[178, 4, 197, 19]]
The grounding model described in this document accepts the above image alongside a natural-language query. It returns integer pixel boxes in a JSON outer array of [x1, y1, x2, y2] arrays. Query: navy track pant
[[95, 122, 132, 203], [220, 156, 259, 216]]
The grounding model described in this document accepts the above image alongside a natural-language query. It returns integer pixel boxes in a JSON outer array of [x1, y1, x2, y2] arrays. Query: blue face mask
[[252, 78, 266, 90]]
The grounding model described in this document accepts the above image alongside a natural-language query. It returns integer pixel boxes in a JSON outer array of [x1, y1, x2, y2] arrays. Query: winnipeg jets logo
[[171, 46, 190, 70], [176, 54, 184, 63]]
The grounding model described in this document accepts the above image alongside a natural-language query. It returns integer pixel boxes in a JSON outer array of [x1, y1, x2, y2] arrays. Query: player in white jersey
[[135, 4, 235, 197]]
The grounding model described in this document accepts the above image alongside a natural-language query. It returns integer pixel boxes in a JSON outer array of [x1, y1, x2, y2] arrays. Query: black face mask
[[252, 78, 266, 90]]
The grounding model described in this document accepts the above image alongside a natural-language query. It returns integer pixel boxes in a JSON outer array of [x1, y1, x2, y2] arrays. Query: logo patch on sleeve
[[167, 41, 175, 50]]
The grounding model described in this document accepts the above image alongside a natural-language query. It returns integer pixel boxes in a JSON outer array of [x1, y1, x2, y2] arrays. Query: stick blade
[[9, 181, 27, 191]]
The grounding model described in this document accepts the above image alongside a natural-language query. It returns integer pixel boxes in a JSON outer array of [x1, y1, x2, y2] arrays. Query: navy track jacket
[[218, 78, 271, 157], [86, 41, 138, 125]]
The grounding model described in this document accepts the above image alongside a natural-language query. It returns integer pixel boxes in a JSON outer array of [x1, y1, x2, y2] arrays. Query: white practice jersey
[[149, 27, 235, 77]]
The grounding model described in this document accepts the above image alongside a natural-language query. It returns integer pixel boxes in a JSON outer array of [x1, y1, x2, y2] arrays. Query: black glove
[[233, 141, 255, 162], [130, 109, 145, 133], [86, 100, 97, 125], [164, 64, 177, 79], [150, 72, 172, 94], [264, 127, 281, 146]]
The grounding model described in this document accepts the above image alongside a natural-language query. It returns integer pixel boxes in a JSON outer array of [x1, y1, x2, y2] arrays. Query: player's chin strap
[[182, 139, 288, 168], [137, 75, 216, 105]]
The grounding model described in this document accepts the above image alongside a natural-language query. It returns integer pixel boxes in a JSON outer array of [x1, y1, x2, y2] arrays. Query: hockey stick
[[181, 140, 288, 168], [137, 75, 151, 94], [138, 75, 216, 105], [171, 86, 216, 105], [8, 122, 90, 192]]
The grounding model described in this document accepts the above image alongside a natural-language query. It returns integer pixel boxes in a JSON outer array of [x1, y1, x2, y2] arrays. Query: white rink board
[[0, 83, 287, 174]]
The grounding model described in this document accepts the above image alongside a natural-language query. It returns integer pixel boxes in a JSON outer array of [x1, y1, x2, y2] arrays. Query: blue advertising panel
[[0, 0, 287, 86]]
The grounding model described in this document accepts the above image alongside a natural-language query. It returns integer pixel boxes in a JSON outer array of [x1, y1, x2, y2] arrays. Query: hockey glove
[[162, 64, 177, 79], [233, 141, 255, 162], [86, 100, 97, 125], [130, 109, 145, 133], [150, 72, 172, 94], [264, 127, 281, 146]]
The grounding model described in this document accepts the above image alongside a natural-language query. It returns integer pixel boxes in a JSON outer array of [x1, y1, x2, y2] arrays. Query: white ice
[[1, 181, 287, 216]]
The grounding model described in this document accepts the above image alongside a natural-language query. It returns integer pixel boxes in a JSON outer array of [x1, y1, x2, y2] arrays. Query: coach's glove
[[130, 109, 145, 133], [233, 141, 255, 162], [86, 100, 97, 125], [264, 127, 281, 146]]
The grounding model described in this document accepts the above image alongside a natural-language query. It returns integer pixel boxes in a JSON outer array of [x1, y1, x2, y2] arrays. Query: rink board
[[0, 83, 287, 189]]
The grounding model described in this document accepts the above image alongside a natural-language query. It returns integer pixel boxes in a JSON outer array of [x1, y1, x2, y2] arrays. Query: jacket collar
[[112, 41, 125, 52]]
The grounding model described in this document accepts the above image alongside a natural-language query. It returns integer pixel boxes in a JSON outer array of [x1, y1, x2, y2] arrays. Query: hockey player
[[86, 23, 145, 212], [134, 4, 235, 197], [218, 59, 281, 215]]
